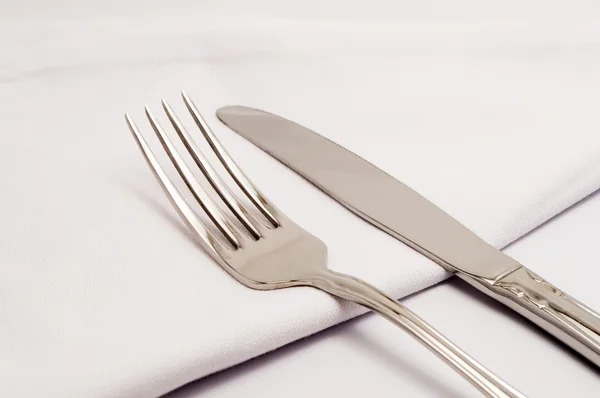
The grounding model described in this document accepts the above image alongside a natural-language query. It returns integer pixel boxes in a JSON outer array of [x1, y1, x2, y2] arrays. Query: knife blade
[[217, 105, 600, 367]]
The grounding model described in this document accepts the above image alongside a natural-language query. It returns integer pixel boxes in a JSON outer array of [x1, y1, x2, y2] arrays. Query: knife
[[217, 105, 600, 367]]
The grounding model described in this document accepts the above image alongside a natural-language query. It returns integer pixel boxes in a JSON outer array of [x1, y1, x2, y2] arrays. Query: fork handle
[[309, 269, 527, 398]]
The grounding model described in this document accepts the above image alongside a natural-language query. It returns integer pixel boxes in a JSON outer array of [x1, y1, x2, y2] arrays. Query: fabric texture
[[2, 14, 600, 398]]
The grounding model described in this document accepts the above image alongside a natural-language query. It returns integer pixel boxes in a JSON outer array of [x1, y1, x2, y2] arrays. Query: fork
[[125, 91, 527, 398]]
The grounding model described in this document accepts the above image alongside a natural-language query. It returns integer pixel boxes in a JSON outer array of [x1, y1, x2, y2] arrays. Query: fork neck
[[308, 269, 396, 310]]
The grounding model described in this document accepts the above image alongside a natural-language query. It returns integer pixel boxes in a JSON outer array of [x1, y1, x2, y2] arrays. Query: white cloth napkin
[[2, 14, 600, 398]]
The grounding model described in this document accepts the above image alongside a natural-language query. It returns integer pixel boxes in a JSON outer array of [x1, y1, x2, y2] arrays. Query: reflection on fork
[[125, 91, 527, 398]]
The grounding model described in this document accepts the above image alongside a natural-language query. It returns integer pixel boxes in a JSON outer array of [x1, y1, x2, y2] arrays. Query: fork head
[[126, 91, 327, 289]]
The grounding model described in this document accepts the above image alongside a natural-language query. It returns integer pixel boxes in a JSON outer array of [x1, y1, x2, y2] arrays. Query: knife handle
[[461, 266, 600, 367]]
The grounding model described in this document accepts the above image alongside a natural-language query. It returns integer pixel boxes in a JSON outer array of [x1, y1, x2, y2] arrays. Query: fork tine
[[161, 98, 263, 240], [125, 114, 229, 254], [144, 106, 241, 248], [181, 90, 280, 228]]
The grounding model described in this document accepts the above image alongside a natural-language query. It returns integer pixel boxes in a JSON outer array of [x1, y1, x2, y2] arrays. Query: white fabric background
[[2, 4, 600, 397]]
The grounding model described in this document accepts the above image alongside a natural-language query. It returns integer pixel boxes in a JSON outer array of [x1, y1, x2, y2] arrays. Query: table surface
[[167, 190, 600, 397]]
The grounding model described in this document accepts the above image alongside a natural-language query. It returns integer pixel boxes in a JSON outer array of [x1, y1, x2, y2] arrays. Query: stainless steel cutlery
[[125, 92, 526, 398], [216, 105, 600, 368]]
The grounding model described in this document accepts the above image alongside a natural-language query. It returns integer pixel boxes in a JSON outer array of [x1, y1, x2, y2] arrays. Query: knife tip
[[216, 105, 244, 112], [216, 105, 260, 121]]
